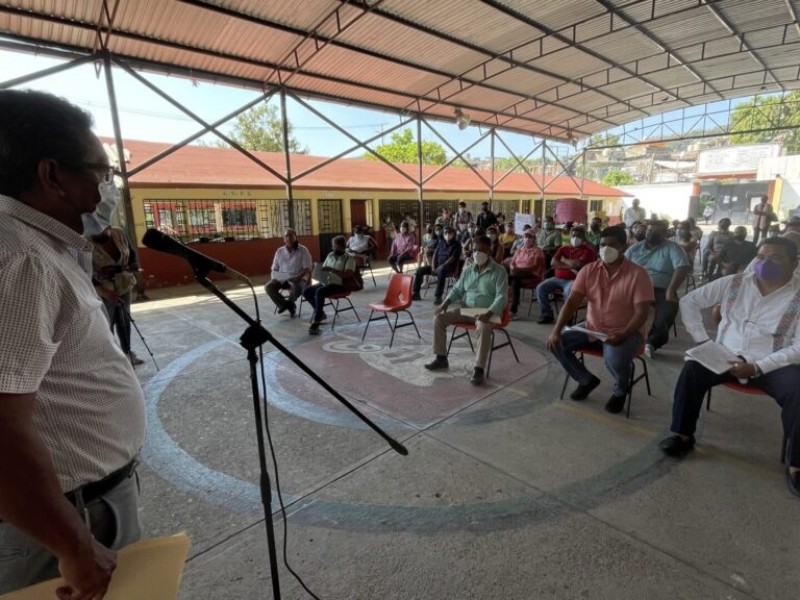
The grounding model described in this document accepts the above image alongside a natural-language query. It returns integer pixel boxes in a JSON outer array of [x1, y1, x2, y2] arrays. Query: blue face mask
[[82, 181, 120, 236], [754, 258, 784, 281]]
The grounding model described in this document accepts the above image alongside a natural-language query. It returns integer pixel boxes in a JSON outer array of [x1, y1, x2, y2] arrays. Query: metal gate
[[317, 198, 343, 261]]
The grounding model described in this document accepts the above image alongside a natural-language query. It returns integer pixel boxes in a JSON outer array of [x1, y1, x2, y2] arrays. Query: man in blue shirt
[[424, 235, 508, 385], [625, 220, 690, 356], [412, 225, 461, 304]]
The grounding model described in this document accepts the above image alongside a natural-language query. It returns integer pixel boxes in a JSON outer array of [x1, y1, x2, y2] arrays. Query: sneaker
[[569, 375, 601, 401], [412, 293, 422, 301], [604, 394, 627, 414], [308, 322, 321, 335], [644, 343, 655, 358], [536, 315, 554, 324], [424, 356, 449, 371], [658, 434, 695, 457], [470, 367, 485, 385], [128, 352, 145, 366]]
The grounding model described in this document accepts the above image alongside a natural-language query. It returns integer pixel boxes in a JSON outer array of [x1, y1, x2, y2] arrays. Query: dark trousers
[[303, 283, 345, 322], [389, 251, 414, 272], [413, 264, 455, 299], [671, 361, 800, 467], [103, 292, 132, 355], [509, 274, 540, 312], [648, 287, 679, 350]]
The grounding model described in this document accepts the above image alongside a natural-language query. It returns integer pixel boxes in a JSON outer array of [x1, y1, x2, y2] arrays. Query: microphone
[[142, 229, 250, 283]]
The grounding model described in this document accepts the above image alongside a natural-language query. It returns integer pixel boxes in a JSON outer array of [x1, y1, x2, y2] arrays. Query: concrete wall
[[616, 183, 693, 221]]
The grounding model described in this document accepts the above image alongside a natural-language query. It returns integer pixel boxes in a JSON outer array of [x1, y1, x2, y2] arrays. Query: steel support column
[[489, 130, 495, 206], [416, 116, 423, 226], [280, 89, 295, 229]]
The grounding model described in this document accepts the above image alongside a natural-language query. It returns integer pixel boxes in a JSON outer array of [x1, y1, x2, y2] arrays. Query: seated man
[[536, 215, 562, 269], [535, 226, 596, 324], [412, 225, 461, 305], [719, 226, 757, 276], [659, 237, 800, 499], [499, 223, 517, 257], [304, 235, 356, 335], [702, 218, 733, 280], [265, 227, 312, 317], [586, 217, 603, 248], [388, 221, 416, 273], [423, 235, 508, 386], [346, 225, 376, 267], [508, 230, 544, 316], [546, 227, 653, 413]]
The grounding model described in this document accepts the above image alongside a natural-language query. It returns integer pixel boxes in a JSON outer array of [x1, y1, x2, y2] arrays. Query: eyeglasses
[[60, 161, 116, 184]]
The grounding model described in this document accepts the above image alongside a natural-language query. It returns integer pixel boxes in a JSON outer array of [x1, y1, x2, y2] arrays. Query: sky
[[0, 47, 746, 162]]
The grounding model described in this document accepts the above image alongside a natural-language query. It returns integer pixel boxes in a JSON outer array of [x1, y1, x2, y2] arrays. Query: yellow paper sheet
[[1, 534, 191, 600]]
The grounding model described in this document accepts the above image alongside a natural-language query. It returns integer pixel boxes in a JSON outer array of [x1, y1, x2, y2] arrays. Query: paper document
[[684, 341, 740, 374], [271, 270, 295, 282], [565, 322, 608, 342], [1, 534, 191, 600], [312, 263, 329, 284], [460, 307, 502, 324]]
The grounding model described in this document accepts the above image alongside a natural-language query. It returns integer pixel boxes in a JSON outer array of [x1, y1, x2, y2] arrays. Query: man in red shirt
[[546, 226, 654, 413], [535, 226, 596, 324]]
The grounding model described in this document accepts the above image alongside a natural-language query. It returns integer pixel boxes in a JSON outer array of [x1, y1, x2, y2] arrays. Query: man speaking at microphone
[[0, 90, 146, 596]]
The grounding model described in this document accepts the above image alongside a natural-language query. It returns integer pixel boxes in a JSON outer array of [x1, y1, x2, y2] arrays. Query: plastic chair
[[299, 290, 361, 330], [705, 381, 788, 463], [559, 342, 651, 418], [446, 305, 519, 377], [361, 273, 421, 347]]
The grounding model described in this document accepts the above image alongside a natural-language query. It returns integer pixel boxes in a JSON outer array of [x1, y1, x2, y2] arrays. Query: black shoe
[[308, 322, 321, 335], [659, 434, 695, 457], [537, 315, 554, 324], [277, 304, 288, 315], [470, 367, 485, 385], [433, 297, 443, 305], [412, 293, 422, 301], [288, 302, 296, 318], [786, 468, 800, 500], [569, 375, 601, 401], [424, 356, 449, 371], [317, 312, 328, 323], [604, 394, 627, 414]]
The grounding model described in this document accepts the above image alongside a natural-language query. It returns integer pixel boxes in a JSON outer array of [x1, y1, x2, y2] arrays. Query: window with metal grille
[[589, 199, 603, 212]]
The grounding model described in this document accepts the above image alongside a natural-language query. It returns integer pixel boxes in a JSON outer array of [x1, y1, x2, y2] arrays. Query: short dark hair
[[570, 226, 586, 238], [600, 226, 627, 246], [0, 90, 96, 198], [332, 235, 346, 247], [474, 234, 491, 248], [759, 236, 798, 263]]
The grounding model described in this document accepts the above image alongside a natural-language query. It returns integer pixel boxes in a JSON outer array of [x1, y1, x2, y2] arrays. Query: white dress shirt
[[270, 243, 312, 280], [680, 271, 800, 374]]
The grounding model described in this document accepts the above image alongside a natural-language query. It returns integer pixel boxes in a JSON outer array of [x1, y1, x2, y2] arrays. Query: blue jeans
[[535, 277, 574, 319], [303, 283, 345, 322], [551, 329, 643, 398]]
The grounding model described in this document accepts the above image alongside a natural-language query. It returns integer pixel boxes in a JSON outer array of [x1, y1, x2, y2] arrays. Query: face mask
[[543, 222, 553, 230], [82, 181, 121, 236], [488, 234, 498, 241], [590, 224, 600, 231], [645, 232, 663, 245], [570, 237, 583, 247], [633, 231, 646, 242], [676, 229, 685, 237], [355, 234, 363, 240], [444, 234, 453, 242], [473, 251, 488, 266], [400, 227, 408, 233], [754, 258, 784, 281], [459, 208, 465, 213], [334, 249, 345, 256], [524, 237, 534, 248], [599, 246, 619, 264], [434, 229, 442, 237]]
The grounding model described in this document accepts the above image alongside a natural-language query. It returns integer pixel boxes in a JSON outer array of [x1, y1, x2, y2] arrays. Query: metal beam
[[0, 52, 98, 89]]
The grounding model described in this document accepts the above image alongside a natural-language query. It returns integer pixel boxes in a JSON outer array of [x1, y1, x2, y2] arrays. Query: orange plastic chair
[[446, 305, 519, 377], [361, 273, 420, 347], [558, 340, 650, 418], [705, 381, 788, 463]]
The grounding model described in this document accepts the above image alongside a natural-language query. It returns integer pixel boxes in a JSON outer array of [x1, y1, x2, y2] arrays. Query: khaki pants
[[433, 308, 493, 369]]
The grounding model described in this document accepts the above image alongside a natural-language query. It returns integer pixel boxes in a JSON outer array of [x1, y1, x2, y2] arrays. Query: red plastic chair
[[446, 305, 519, 377], [559, 341, 650, 418], [361, 273, 420, 347], [705, 381, 788, 463]]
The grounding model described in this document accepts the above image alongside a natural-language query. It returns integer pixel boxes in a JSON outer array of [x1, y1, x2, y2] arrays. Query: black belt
[[65, 458, 139, 506]]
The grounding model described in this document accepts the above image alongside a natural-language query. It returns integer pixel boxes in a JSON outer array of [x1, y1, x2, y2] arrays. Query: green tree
[[223, 104, 307, 153], [602, 170, 634, 186], [730, 91, 800, 153], [587, 132, 620, 147], [365, 128, 447, 165]]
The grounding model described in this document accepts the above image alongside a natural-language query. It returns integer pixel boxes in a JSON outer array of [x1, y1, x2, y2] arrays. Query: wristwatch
[[750, 363, 762, 379]]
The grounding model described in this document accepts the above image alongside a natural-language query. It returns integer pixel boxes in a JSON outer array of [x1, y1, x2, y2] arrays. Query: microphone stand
[[193, 268, 408, 600]]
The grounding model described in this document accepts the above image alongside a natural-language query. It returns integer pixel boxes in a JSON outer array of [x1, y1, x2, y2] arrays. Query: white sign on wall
[[697, 144, 780, 175], [514, 213, 535, 232]]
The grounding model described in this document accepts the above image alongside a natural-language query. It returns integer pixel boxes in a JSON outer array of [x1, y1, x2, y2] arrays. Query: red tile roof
[[109, 139, 629, 197]]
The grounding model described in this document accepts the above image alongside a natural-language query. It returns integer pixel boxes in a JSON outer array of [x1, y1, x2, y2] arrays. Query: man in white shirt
[[0, 90, 146, 595], [623, 198, 647, 229], [660, 237, 800, 499], [265, 227, 312, 317]]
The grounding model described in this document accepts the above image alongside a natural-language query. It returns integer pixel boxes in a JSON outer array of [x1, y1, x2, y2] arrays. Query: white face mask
[[473, 250, 489, 266], [570, 237, 583, 247], [599, 246, 619, 264], [444, 234, 454, 242], [82, 181, 121, 236], [488, 233, 498, 241]]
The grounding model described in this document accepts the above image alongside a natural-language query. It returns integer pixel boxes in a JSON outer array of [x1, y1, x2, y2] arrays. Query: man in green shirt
[[424, 235, 508, 385]]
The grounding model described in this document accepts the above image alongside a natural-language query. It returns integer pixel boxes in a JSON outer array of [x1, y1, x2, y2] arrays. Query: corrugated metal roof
[[2, 0, 799, 143]]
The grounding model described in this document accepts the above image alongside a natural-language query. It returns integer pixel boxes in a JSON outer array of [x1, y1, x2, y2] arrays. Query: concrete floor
[[128, 262, 799, 600]]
